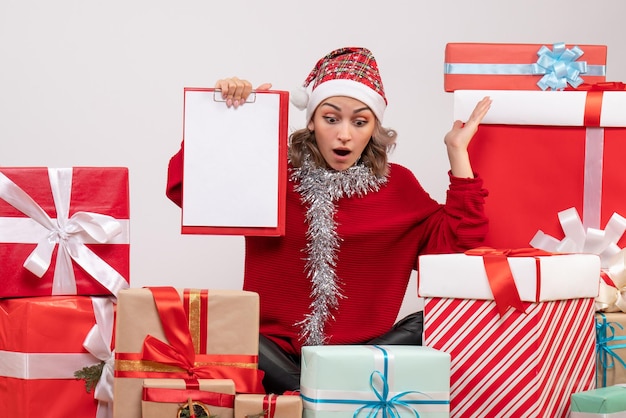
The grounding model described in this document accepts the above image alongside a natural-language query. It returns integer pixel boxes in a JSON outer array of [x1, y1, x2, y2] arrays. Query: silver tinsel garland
[[290, 157, 387, 346]]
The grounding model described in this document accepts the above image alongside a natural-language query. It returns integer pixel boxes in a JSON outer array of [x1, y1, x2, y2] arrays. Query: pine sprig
[[177, 401, 218, 418], [246, 410, 269, 418], [74, 361, 105, 393]]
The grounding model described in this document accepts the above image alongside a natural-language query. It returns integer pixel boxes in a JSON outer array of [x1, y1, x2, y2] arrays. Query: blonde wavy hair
[[288, 120, 397, 177]]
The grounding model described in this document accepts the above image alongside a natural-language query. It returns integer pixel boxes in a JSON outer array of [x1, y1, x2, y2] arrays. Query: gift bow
[[595, 313, 626, 387], [82, 297, 116, 418], [530, 207, 626, 312], [534, 42, 588, 90], [464, 247, 555, 317], [352, 370, 422, 417], [596, 251, 626, 312], [0, 168, 129, 297]]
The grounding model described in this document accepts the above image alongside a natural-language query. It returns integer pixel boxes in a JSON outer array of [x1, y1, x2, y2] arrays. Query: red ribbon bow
[[465, 247, 554, 317], [140, 286, 265, 392]]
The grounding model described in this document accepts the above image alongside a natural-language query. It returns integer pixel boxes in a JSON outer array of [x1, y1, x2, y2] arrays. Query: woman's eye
[[323, 116, 338, 123], [354, 119, 368, 127]]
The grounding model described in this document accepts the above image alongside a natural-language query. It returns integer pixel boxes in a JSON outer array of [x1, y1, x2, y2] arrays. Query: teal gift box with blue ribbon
[[300, 345, 450, 418], [570, 385, 626, 417], [444, 42, 607, 92]]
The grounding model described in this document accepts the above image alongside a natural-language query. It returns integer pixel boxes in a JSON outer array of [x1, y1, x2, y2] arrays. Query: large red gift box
[[0, 295, 116, 418], [0, 167, 130, 297], [419, 251, 600, 417], [454, 87, 626, 252], [444, 42, 607, 91]]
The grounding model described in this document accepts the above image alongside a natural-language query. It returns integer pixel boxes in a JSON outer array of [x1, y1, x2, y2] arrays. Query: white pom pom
[[290, 86, 309, 110]]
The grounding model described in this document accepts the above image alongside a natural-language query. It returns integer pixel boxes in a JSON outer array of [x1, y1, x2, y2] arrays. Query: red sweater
[[166, 147, 488, 354]]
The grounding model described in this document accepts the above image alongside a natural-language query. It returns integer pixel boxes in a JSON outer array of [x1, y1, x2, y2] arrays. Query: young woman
[[166, 47, 491, 393]]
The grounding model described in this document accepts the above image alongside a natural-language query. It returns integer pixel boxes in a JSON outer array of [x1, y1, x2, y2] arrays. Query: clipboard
[[181, 88, 289, 236]]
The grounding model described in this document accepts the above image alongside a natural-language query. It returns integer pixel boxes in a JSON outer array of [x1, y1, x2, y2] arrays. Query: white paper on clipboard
[[182, 88, 288, 235]]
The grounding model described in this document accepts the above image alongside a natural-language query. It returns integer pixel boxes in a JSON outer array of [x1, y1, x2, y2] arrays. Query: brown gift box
[[235, 393, 302, 418], [142, 378, 235, 418], [113, 287, 264, 418], [596, 312, 626, 387]]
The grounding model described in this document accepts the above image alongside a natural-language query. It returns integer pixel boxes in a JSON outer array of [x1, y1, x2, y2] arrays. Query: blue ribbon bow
[[533, 42, 588, 90], [596, 313, 626, 387], [353, 369, 421, 417]]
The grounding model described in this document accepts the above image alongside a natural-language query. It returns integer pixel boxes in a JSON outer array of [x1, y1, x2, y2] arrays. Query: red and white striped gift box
[[419, 252, 600, 417]]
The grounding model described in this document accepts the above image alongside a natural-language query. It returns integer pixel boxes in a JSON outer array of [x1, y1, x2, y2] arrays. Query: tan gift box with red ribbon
[[234, 393, 303, 418], [113, 287, 264, 418], [418, 250, 600, 417], [142, 378, 235, 418]]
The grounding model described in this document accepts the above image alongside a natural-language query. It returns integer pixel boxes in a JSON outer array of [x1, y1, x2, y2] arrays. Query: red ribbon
[[263, 394, 278, 418], [142, 386, 235, 408], [567, 82, 626, 127], [137, 286, 265, 393], [465, 247, 554, 317]]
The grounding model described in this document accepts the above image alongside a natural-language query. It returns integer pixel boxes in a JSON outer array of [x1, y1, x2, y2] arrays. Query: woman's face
[[308, 96, 376, 171]]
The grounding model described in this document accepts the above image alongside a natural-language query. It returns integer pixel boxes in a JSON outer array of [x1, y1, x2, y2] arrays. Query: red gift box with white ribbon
[[0, 167, 130, 297], [455, 84, 626, 251], [0, 296, 116, 418]]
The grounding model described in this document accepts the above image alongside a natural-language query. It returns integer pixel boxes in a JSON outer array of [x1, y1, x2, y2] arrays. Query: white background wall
[[2, 0, 625, 319]]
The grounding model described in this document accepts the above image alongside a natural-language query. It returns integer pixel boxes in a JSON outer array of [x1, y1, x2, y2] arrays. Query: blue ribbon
[[444, 42, 606, 91], [533, 42, 587, 90], [300, 345, 449, 417], [596, 313, 626, 387]]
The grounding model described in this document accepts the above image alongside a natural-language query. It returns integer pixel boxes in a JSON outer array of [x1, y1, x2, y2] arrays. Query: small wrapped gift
[[570, 385, 626, 417], [142, 378, 235, 418], [234, 393, 303, 418], [300, 345, 450, 418], [0, 295, 116, 418], [444, 42, 607, 91], [113, 287, 264, 418], [597, 312, 626, 387], [419, 250, 600, 418], [0, 167, 130, 297]]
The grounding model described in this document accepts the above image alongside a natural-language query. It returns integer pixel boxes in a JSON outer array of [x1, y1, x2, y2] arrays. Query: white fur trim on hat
[[290, 85, 309, 111], [306, 78, 386, 123]]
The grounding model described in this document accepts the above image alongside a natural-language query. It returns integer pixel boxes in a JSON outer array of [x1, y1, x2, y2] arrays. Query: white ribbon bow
[[83, 297, 115, 418], [530, 207, 626, 311], [0, 168, 129, 297]]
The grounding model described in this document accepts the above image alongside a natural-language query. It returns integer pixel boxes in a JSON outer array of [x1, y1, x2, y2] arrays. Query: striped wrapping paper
[[423, 296, 596, 417]]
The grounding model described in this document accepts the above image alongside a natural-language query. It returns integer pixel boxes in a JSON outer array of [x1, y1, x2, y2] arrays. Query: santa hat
[[291, 47, 387, 123]]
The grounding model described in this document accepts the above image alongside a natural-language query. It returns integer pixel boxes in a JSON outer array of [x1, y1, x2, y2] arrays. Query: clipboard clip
[[213, 89, 257, 103]]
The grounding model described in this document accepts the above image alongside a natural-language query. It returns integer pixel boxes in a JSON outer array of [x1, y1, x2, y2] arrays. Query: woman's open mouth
[[334, 149, 350, 157]]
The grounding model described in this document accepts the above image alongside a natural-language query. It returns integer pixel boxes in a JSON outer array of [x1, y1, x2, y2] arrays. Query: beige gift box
[[142, 378, 235, 418], [597, 312, 626, 387], [235, 393, 303, 418], [113, 287, 264, 418]]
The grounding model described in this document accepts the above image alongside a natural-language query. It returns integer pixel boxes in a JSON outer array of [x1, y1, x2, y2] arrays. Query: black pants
[[258, 311, 423, 394]]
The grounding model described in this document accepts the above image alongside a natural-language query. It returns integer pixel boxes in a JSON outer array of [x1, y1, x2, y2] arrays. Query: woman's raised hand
[[214, 77, 272, 108]]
